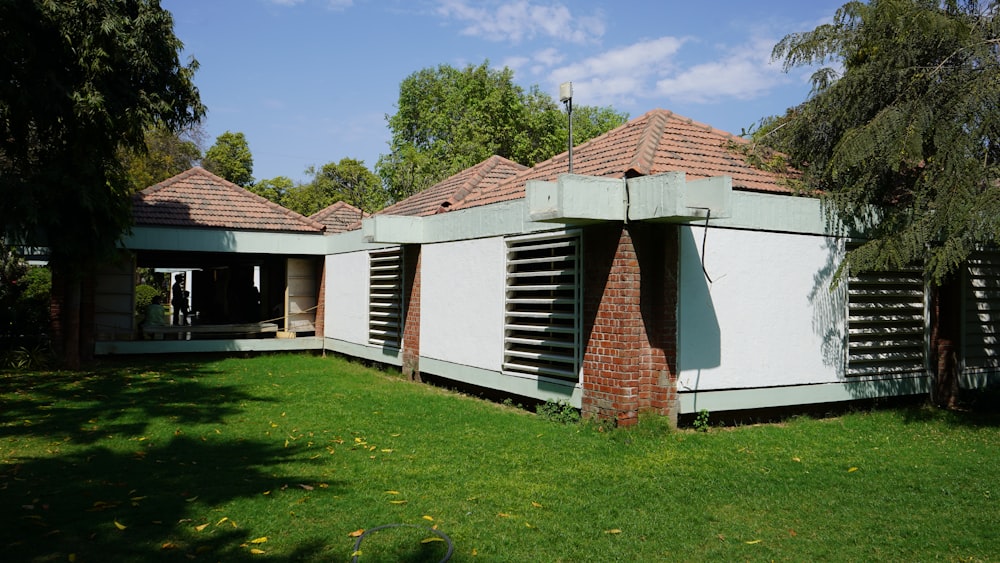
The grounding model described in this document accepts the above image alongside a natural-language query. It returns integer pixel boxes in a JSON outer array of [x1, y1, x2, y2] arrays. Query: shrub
[[135, 284, 161, 319]]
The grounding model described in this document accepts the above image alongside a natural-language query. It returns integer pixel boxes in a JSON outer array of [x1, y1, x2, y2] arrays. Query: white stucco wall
[[420, 237, 506, 371], [678, 225, 847, 392], [325, 251, 370, 345]]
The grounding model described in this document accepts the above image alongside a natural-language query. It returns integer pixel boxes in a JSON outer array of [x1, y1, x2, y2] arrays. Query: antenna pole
[[559, 82, 573, 173]]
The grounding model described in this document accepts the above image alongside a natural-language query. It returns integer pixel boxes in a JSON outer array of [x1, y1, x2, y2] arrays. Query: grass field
[[1, 353, 998, 562]]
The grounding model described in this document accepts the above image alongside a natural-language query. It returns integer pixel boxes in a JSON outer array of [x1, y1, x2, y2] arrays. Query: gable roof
[[377, 155, 528, 217], [453, 109, 798, 211], [310, 201, 368, 233], [132, 167, 325, 233]]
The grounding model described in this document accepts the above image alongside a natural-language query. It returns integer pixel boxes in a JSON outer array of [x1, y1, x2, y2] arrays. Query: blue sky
[[164, 0, 843, 184]]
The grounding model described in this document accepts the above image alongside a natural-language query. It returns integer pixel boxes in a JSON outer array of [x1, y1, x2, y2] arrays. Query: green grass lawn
[[1, 353, 998, 562]]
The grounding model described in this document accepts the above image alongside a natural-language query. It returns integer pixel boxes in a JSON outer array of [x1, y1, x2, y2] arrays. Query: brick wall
[[581, 223, 678, 426], [401, 244, 422, 381], [314, 258, 326, 338]]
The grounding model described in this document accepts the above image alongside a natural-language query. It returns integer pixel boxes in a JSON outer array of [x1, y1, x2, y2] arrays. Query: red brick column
[[401, 244, 422, 381], [314, 258, 326, 338], [581, 223, 678, 426]]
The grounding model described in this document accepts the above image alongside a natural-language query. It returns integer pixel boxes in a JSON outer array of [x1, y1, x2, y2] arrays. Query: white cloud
[[435, 0, 604, 44], [545, 37, 686, 106], [654, 37, 789, 103]]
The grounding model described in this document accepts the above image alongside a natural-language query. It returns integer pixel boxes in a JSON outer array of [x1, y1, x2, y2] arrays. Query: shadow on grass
[[0, 361, 341, 561]]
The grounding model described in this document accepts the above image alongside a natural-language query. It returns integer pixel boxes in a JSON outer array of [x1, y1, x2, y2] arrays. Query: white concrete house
[[88, 110, 999, 425]]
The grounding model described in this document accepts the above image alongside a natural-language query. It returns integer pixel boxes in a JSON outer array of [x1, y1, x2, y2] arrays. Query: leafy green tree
[[377, 61, 627, 202], [122, 124, 204, 191], [315, 158, 387, 214], [768, 0, 1000, 406], [0, 0, 204, 366], [250, 176, 295, 206], [203, 130, 254, 187]]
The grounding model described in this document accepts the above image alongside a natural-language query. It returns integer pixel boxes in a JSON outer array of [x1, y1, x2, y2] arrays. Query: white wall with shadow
[[677, 225, 846, 393]]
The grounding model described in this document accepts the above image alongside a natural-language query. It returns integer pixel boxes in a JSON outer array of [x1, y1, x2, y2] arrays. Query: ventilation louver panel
[[369, 247, 403, 348], [964, 249, 1000, 372], [504, 232, 580, 381], [847, 268, 926, 376]]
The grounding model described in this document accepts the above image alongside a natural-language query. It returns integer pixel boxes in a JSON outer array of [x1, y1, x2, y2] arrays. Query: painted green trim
[[527, 175, 625, 223], [95, 337, 323, 355], [419, 356, 581, 407], [710, 191, 833, 235], [124, 226, 328, 255], [628, 173, 733, 222], [324, 338, 402, 366], [680, 375, 929, 414]]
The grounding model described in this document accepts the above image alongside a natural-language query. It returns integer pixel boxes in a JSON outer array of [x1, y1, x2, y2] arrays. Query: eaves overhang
[[526, 172, 732, 224]]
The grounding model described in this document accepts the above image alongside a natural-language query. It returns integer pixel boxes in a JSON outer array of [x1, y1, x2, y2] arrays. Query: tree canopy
[[122, 124, 204, 192], [203, 130, 254, 187], [0, 0, 204, 270], [766, 0, 1000, 285], [377, 61, 627, 202]]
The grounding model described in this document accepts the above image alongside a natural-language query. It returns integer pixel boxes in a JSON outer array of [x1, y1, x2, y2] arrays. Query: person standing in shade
[[171, 274, 189, 325]]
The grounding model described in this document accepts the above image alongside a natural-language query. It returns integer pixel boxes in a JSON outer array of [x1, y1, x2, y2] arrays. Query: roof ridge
[[438, 155, 526, 213], [627, 110, 671, 176], [195, 167, 328, 232]]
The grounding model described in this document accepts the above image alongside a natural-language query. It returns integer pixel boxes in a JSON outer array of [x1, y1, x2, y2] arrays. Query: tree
[[767, 0, 1000, 407], [377, 61, 627, 202], [249, 176, 295, 207], [203, 131, 254, 187], [315, 158, 387, 214], [0, 0, 204, 366], [121, 123, 204, 191]]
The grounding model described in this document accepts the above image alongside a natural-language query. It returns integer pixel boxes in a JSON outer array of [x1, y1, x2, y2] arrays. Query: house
[[88, 110, 1000, 425]]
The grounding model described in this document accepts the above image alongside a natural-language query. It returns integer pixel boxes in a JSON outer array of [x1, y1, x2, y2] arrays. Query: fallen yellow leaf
[[531, 501, 543, 508], [161, 542, 178, 550], [385, 490, 400, 495], [497, 512, 511, 518], [113, 519, 127, 530], [250, 548, 265, 554], [348, 529, 365, 538], [217, 517, 229, 525], [745, 539, 762, 544], [351, 550, 363, 557], [848, 467, 859, 472], [422, 515, 434, 521], [421, 537, 445, 544], [195, 523, 210, 532], [792, 457, 801, 462], [604, 529, 621, 534], [389, 500, 408, 505], [249, 536, 268, 544]]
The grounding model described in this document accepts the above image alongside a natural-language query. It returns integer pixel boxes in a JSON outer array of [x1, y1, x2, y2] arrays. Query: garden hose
[[350, 523, 454, 562]]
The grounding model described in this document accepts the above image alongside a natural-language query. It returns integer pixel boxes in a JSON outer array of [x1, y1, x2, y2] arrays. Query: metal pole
[[567, 97, 573, 173]]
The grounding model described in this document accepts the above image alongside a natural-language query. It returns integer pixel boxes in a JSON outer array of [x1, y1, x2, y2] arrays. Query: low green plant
[[2, 341, 52, 370], [134, 284, 160, 318], [537, 398, 581, 424], [693, 408, 711, 432]]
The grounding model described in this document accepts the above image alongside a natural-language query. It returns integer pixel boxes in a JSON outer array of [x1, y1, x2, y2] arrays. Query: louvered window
[[369, 247, 403, 348], [964, 249, 1000, 372], [847, 265, 926, 376], [503, 232, 581, 382]]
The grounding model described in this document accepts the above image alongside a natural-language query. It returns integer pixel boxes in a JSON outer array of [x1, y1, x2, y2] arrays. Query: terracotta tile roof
[[377, 155, 528, 217], [454, 109, 799, 211], [310, 201, 368, 233], [132, 167, 325, 233]]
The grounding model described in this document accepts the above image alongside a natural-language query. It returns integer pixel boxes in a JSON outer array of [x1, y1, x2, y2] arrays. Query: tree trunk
[[930, 273, 962, 408], [49, 264, 82, 370]]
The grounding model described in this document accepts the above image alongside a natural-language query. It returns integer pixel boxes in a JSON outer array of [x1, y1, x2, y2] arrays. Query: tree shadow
[[0, 360, 345, 561]]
